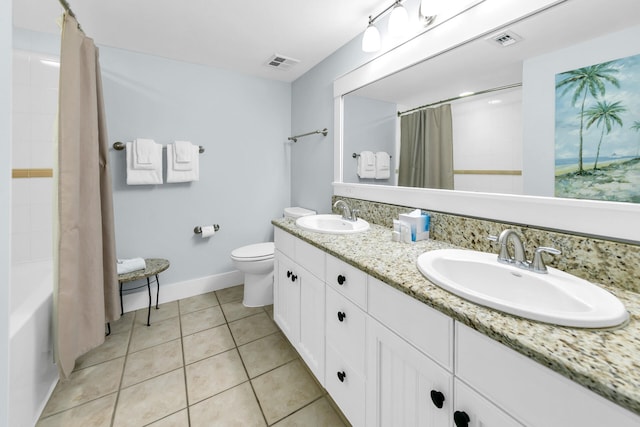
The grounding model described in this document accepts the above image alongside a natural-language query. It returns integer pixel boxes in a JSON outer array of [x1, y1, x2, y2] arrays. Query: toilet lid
[[231, 242, 275, 260]]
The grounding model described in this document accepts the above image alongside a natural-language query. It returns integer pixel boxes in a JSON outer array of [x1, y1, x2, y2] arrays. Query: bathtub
[[9, 260, 59, 427]]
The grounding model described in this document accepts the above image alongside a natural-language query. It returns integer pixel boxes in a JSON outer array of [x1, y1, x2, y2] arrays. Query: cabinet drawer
[[326, 255, 367, 309], [274, 227, 295, 259], [368, 276, 453, 370], [295, 238, 325, 280], [326, 286, 366, 375], [326, 344, 366, 427], [456, 323, 640, 427]]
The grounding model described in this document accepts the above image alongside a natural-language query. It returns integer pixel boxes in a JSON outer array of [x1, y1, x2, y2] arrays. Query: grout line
[[110, 311, 136, 427], [177, 297, 193, 426]]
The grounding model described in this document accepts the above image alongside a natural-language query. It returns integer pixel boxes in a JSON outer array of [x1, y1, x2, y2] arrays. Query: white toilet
[[231, 207, 316, 307]]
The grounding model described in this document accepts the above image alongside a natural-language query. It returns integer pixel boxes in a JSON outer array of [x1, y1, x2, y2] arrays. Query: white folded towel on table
[[357, 151, 376, 178], [126, 140, 163, 185], [167, 142, 200, 183], [375, 151, 391, 179], [117, 258, 147, 275]]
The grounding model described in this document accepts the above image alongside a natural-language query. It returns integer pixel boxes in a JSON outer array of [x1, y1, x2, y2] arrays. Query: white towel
[[117, 258, 146, 275], [375, 151, 391, 179], [172, 141, 194, 171], [133, 138, 156, 170], [126, 141, 163, 185], [167, 143, 200, 183], [357, 151, 376, 178]]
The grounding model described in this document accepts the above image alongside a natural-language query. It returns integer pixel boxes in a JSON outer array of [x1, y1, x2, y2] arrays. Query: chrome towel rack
[[352, 153, 392, 158], [194, 224, 220, 234], [113, 141, 205, 154], [288, 128, 328, 142]]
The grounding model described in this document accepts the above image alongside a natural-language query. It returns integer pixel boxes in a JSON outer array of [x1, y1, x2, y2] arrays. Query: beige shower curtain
[[398, 105, 454, 189], [54, 13, 120, 379]]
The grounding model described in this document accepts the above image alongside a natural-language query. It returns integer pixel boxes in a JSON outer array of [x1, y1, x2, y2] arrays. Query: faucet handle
[[351, 209, 360, 221], [487, 235, 498, 243], [531, 246, 561, 273]]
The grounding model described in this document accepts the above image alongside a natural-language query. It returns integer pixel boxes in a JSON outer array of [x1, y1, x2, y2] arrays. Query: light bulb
[[388, 4, 409, 37], [362, 23, 381, 52]]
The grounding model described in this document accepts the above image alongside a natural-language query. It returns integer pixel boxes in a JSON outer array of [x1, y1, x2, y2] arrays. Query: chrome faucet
[[488, 229, 561, 273], [333, 200, 359, 221]]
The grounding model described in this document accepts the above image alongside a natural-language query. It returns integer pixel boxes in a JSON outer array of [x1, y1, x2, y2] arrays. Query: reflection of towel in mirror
[[375, 151, 390, 179], [167, 143, 200, 183], [357, 151, 376, 178], [117, 258, 146, 275], [126, 141, 163, 185]]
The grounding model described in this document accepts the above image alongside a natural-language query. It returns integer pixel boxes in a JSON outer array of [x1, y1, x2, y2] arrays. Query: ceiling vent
[[265, 54, 300, 71], [488, 30, 523, 47]]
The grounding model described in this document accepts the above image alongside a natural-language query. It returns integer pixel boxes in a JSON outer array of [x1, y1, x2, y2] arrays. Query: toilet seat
[[231, 242, 274, 262]]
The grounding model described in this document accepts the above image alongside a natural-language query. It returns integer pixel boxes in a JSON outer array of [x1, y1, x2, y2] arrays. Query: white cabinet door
[[453, 379, 523, 427], [366, 317, 453, 427], [273, 251, 300, 344], [298, 265, 325, 385]]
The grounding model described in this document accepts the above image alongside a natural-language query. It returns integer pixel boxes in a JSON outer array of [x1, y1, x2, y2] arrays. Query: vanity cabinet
[[273, 228, 325, 384]]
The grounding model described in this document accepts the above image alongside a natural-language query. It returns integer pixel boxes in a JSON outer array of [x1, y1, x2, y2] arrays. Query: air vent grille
[[265, 54, 300, 71], [488, 30, 523, 47]]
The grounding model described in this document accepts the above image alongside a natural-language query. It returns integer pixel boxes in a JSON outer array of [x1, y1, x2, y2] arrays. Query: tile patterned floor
[[37, 285, 349, 427]]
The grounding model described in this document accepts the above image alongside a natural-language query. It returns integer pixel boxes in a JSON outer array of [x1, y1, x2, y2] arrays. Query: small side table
[[118, 258, 170, 326]]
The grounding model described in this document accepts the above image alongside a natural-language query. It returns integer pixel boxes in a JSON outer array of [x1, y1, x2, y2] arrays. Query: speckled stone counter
[[272, 217, 640, 416]]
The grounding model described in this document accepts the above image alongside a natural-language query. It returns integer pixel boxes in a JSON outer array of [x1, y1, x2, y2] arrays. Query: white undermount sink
[[295, 214, 370, 234], [417, 249, 629, 328]]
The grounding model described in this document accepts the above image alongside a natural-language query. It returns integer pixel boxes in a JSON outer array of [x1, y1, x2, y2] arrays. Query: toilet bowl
[[231, 207, 316, 307]]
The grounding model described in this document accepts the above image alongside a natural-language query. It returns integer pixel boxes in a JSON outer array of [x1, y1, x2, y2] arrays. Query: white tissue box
[[399, 210, 430, 241]]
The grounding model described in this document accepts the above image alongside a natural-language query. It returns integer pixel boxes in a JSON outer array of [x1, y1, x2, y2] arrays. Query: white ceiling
[[13, 0, 386, 82]]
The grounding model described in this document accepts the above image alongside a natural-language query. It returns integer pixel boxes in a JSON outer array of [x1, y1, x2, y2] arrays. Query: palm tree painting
[[555, 53, 640, 203]]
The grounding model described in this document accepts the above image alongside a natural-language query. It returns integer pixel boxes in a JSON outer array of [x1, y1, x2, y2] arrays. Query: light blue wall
[[13, 29, 292, 285], [1, 0, 11, 423], [343, 95, 397, 185]]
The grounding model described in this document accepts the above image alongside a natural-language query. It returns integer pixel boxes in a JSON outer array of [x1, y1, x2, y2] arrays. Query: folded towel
[[117, 258, 147, 275], [133, 138, 156, 169], [357, 151, 376, 178], [126, 141, 163, 185], [375, 151, 391, 179], [167, 144, 200, 183], [172, 141, 194, 171]]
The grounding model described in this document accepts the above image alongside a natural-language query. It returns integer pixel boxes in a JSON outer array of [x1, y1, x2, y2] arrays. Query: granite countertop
[[272, 217, 640, 416]]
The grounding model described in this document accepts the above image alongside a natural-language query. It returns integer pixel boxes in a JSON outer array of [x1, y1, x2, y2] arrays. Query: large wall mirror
[[334, 0, 640, 242]]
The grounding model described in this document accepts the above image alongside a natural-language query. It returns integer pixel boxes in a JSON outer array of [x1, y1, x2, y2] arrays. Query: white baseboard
[[121, 270, 243, 314]]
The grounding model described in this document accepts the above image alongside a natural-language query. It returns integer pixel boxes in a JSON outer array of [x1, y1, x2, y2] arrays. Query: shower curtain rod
[[58, 0, 82, 30], [397, 83, 522, 117]]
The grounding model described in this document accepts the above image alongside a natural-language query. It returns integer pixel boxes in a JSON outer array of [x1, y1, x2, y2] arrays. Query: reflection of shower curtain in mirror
[[398, 105, 454, 189], [55, 13, 120, 379]]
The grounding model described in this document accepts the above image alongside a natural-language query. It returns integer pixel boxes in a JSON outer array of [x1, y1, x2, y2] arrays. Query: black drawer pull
[[290, 274, 297, 282], [337, 311, 346, 322], [453, 411, 470, 427], [337, 371, 346, 382], [430, 390, 445, 409], [337, 274, 346, 285]]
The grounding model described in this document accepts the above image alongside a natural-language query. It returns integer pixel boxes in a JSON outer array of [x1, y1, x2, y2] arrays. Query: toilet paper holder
[[194, 224, 220, 234]]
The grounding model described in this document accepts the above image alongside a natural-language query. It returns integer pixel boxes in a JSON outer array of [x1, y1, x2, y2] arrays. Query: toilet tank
[[284, 207, 316, 219]]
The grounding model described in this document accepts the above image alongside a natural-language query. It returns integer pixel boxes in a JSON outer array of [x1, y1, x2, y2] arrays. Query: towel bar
[[113, 141, 205, 154], [194, 224, 220, 234], [288, 128, 328, 143], [353, 153, 392, 158]]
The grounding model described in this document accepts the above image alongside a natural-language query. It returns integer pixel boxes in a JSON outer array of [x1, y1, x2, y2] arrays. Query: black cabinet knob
[[337, 311, 346, 322], [430, 390, 445, 409], [337, 371, 346, 382], [453, 411, 470, 427], [286, 271, 291, 278], [290, 274, 297, 282], [337, 274, 346, 285]]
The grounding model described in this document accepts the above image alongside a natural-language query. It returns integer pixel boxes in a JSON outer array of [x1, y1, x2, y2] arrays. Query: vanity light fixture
[[361, 0, 411, 53]]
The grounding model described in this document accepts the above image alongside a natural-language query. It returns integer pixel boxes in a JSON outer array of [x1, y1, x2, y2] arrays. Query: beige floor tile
[[179, 291, 219, 314], [41, 357, 124, 418], [263, 304, 274, 320], [109, 311, 135, 335], [146, 409, 189, 427], [181, 305, 226, 336], [221, 300, 264, 322], [185, 349, 248, 405], [228, 312, 279, 346], [189, 382, 266, 427], [215, 285, 244, 304], [272, 397, 348, 427], [183, 324, 235, 365], [36, 393, 117, 427], [122, 339, 183, 388], [135, 300, 180, 326], [129, 316, 180, 353], [238, 332, 298, 378], [252, 359, 323, 425], [74, 331, 130, 370], [113, 369, 186, 427]]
